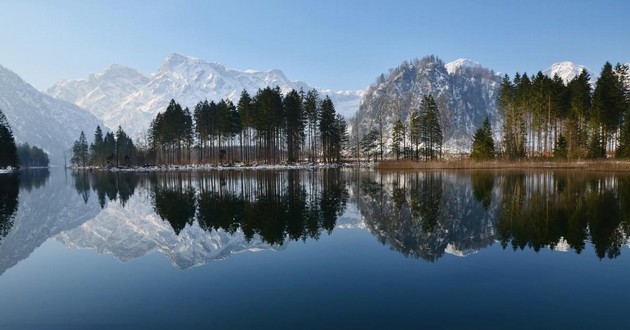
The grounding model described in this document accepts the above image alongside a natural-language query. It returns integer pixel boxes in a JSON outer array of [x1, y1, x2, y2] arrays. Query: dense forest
[[71, 87, 349, 167], [360, 94, 444, 162], [1, 109, 50, 169], [0, 109, 18, 169], [499, 61, 629, 159]]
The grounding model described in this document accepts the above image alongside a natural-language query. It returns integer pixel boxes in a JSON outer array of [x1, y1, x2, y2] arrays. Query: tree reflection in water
[[0, 174, 19, 241], [354, 171, 630, 261], [80, 169, 348, 246], [0, 169, 50, 242], [71, 169, 630, 260]]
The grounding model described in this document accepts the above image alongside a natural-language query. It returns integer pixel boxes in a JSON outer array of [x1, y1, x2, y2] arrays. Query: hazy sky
[[1, 0, 629, 91]]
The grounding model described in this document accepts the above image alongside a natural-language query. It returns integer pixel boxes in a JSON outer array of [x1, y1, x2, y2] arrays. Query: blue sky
[[1, 0, 628, 91]]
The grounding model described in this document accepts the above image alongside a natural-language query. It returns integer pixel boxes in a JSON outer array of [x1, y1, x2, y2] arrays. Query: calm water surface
[[1, 168, 630, 329]]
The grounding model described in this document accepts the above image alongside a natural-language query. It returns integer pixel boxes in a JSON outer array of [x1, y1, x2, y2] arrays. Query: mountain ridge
[[0, 65, 103, 165], [48, 53, 364, 138]]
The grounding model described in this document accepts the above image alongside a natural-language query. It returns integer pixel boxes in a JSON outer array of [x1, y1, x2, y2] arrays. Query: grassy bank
[[375, 159, 630, 171]]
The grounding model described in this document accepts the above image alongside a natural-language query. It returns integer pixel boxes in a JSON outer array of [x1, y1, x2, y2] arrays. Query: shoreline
[[62, 160, 630, 172], [375, 159, 630, 171]]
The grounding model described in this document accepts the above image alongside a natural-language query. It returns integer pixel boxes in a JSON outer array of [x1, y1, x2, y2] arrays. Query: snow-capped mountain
[[444, 58, 482, 75], [48, 54, 364, 138], [0, 65, 103, 165], [543, 61, 588, 83], [354, 56, 502, 152], [47, 64, 150, 119]]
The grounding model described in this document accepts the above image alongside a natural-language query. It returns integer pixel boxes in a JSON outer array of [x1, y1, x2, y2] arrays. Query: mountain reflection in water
[[2, 169, 630, 274], [353, 171, 630, 261]]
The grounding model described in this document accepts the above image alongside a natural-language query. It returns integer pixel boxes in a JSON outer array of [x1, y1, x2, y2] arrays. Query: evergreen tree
[[391, 119, 404, 160], [17, 143, 49, 167], [115, 126, 136, 166], [90, 125, 104, 166], [331, 114, 349, 163], [319, 96, 337, 163], [409, 110, 421, 160], [236, 90, 253, 163], [303, 89, 320, 162], [566, 71, 592, 159], [71, 131, 89, 167], [194, 100, 212, 163], [593, 62, 627, 155], [554, 134, 568, 159], [420, 95, 442, 160], [284, 89, 305, 163], [470, 117, 495, 160], [360, 130, 379, 161], [0, 109, 18, 169], [103, 131, 116, 165]]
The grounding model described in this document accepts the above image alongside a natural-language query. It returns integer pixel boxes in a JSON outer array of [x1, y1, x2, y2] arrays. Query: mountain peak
[[445, 58, 482, 74], [543, 61, 588, 83]]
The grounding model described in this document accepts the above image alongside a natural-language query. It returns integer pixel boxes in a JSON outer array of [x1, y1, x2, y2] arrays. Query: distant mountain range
[[0, 55, 624, 163], [47, 53, 364, 139]]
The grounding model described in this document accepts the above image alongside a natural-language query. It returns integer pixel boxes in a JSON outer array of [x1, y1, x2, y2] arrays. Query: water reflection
[[0, 170, 50, 242], [353, 171, 494, 261], [73, 170, 349, 246], [0, 174, 19, 241], [153, 171, 348, 245], [71, 171, 140, 207], [4, 168, 630, 273], [495, 172, 630, 259], [354, 171, 630, 261]]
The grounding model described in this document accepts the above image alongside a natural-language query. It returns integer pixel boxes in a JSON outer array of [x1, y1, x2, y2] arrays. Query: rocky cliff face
[[354, 56, 502, 153]]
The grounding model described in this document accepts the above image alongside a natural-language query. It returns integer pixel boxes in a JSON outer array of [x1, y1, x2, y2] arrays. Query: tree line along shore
[[2, 60, 629, 172]]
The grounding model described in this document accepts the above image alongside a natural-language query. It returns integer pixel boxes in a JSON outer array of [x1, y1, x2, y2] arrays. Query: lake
[[1, 168, 630, 329]]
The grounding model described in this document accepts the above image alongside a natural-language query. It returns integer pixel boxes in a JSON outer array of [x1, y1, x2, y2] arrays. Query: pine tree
[[284, 89, 305, 163], [360, 130, 379, 161], [319, 96, 337, 163], [236, 91, 253, 163], [566, 71, 592, 159], [471, 117, 495, 160], [90, 125, 104, 166], [71, 131, 89, 167], [420, 95, 442, 160], [303, 89, 320, 162], [0, 109, 18, 169], [391, 119, 404, 160], [409, 110, 421, 160], [554, 134, 568, 159], [593, 62, 626, 155]]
